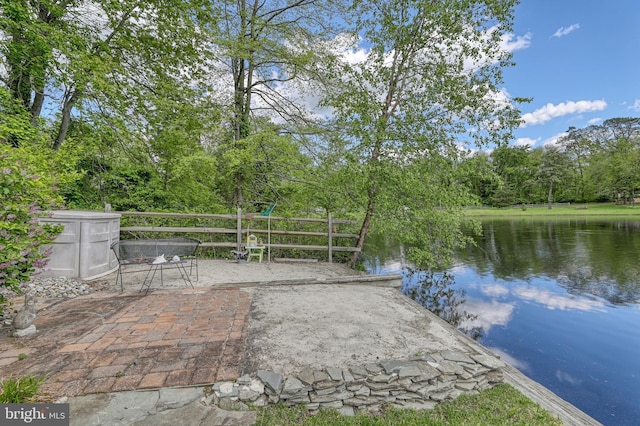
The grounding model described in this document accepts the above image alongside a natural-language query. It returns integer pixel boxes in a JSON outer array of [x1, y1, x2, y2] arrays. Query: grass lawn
[[255, 384, 562, 426], [465, 202, 640, 218]]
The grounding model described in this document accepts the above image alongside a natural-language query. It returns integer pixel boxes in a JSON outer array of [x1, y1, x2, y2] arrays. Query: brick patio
[[1, 287, 251, 397]]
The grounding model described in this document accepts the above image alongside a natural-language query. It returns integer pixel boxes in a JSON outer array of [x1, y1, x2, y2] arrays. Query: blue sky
[[504, 0, 640, 148]]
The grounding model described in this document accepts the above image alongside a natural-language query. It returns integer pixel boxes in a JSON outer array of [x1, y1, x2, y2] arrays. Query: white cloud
[[514, 137, 537, 147], [630, 99, 640, 112], [500, 32, 532, 53], [521, 100, 607, 127], [552, 24, 580, 38], [587, 117, 602, 125], [543, 132, 568, 147]]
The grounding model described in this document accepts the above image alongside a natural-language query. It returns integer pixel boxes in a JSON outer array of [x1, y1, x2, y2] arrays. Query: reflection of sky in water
[[372, 256, 640, 425], [455, 267, 640, 426], [512, 286, 606, 311], [459, 299, 514, 332], [485, 346, 530, 372]]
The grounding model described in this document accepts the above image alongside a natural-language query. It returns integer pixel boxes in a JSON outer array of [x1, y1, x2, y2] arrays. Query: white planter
[[38, 210, 121, 280]]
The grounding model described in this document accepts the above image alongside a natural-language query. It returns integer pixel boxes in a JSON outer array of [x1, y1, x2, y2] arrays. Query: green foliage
[[215, 129, 314, 212], [489, 145, 535, 205], [532, 146, 573, 208], [0, 375, 45, 403], [366, 154, 480, 269], [0, 88, 39, 146], [1, 0, 218, 149], [460, 118, 640, 206], [322, 0, 522, 266], [0, 144, 67, 314], [491, 183, 518, 208], [164, 153, 226, 213]]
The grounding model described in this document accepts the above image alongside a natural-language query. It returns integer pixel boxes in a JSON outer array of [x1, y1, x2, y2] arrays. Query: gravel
[[1, 276, 112, 325], [25, 276, 94, 299], [2, 275, 111, 301]]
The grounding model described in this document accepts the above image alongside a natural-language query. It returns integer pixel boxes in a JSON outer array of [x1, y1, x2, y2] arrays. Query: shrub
[[0, 145, 64, 315]]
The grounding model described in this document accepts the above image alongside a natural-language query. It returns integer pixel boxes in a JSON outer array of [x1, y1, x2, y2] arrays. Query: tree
[[457, 151, 501, 206], [1, 0, 213, 149], [0, 145, 63, 314], [575, 118, 640, 203], [559, 126, 594, 202], [204, 0, 343, 208], [490, 145, 533, 204], [324, 0, 523, 267], [532, 146, 571, 209]]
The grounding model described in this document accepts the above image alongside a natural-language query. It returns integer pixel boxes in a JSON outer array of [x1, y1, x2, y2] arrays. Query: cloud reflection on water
[[461, 277, 607, 334], [480, 283, 510, 297], [486, 346, 530, 372], [460, 298, 515, 332], [555, 370, 583, 386], [513, 286, 606, 312]]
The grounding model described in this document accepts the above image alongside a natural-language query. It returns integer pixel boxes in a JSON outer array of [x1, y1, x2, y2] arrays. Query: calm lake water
[[365, 218, 640, 426]]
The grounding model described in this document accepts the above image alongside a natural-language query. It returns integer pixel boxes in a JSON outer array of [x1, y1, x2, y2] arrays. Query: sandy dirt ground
[[3, 259, 598, 425], [101, 258, 360, 292]]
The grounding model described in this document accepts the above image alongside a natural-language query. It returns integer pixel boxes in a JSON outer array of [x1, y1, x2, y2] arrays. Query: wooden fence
[[117, 209, 360, 263]]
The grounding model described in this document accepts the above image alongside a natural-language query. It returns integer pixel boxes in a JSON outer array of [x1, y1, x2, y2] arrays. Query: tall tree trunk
[[53, 89, 79, 150], [547, 180, 554, 209], [30, 85, 46, 123], [349, 144, 381, 266], [230, 0, 257, 208], [349, 180, 377, 267]]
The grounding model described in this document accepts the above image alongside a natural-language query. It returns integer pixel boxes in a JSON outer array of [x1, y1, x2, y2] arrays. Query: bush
[[0, 145, 64, 315]]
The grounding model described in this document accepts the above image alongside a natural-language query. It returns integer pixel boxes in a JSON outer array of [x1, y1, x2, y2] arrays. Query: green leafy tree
[[595, 118, 640, 204], [458, 151, 502, 206], [491, 182, 518, 208], [1, 0, 214, 149], [531, 146, 572, 208], [323, 0, 523, 267], [571, 117, 640, 203], [490, 145, 534, 204], [559, 126, 595, 203], [204, 0, 343, 207]]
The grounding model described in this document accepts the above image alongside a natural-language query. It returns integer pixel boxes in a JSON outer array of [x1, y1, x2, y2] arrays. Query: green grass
[[465, 202, 640, 218], [0, 375, 45, 403], [255, 384, 562, 426]]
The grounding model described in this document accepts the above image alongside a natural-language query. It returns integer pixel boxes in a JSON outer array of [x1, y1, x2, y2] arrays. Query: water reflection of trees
[[458, 218, 640, 305], [403, 269, 482, 340]]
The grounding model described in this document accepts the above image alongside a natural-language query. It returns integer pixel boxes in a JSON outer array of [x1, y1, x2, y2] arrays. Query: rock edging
[[207, 350, 506, 415]]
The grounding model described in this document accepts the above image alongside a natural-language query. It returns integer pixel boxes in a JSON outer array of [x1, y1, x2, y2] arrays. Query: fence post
[[236, 207, 242, 250], [328, 213, 333, 263]]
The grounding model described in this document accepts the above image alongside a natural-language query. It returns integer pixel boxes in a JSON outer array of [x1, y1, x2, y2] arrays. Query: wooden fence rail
[[117, 208, 360, 263]]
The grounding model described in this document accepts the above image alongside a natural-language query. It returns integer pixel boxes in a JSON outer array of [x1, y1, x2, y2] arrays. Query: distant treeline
[[459, 118, 640, 207]]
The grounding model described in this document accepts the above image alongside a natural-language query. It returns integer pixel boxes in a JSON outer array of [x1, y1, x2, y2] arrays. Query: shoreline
[[2, 260, 601, 425]]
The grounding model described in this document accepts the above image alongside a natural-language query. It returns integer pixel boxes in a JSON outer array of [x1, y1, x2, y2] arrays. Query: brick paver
[[0, 287, 251, 397]]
